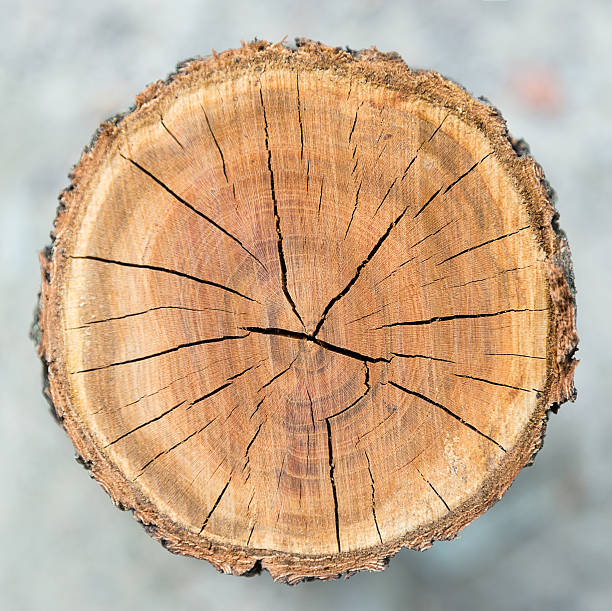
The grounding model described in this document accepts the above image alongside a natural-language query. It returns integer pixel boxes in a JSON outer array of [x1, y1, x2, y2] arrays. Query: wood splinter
[[33, 39, 578, 583]]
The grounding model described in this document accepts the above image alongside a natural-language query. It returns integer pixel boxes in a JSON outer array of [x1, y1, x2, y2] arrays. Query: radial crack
[[119, 154, 265, 270], [160, 117, 184, 149], [415, 467, 450, 511], [135, 416, 217, 478], [376, 307, 548, 329], [296, 73, 304, 160], [69, 305, 236, 329], [325, 418, 341, 552], [485, 352, 545, 360], [364, 450, 383, 543], [347, 303, 390, 324], [185, 381, 233, 410], [438, 226, 530, 265], [443, 152, 493, 196], [106, 400, 186, 447], [242, 326, 390, 364], [70, 255, 259, 303], [199, 475, 233, 534], [259, 85, 305, 328], [391, 352, 455, 363], [373, 177, 398, 216], [388, 380, 506, 451], [453, 373, 533, 392], [318, 178, 324, 215], [312, 190, 416, 337], [450, 265, 533, 288], [258, 355, 299, 392], [373, 256, 417, 288], [306, 388, 315, 428], [325, 363, 371, 420], [201, 106, 229, 183], [74, 333, 250, 374], [344, 180, 363, 239]]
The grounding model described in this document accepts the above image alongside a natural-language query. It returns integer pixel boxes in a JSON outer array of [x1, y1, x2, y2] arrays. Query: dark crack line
[[409, 220, 454, 249], [364, 450, 383, 543], [246, 524, 256, 546], [259, 85, 305, 328], [186, 360, 264, 412], [296, 73, 304, 160], [373, 177, 399, 216], [355, 410, 396, 447], [391, 352, 455, 363], [325, 418, 341, 553], [244, 422, 264, 463], [74, 333, 250, 374], [388, 380, 506, 451], [119, 154, 266, 270], [347, 303, 390, 324], [413, 152, 493, 220], [277, 454, 286, 490], [421, 276, 447, 288], [247, 491, 256, 512], [70, 255, 260, 303], [415, 467, 450, 511], [160, 117, 184, 149], [344, 180, 363, 239], [69, 305, 236, 329], [243, 421, 265, 475], [201, 106, 228, 183], [325, 363, 371, 420], [450, 265, 533, 288], [312, 189, 416, 337], [243, 326, 390, 364], [485, 352, 546, 360], [375, 307, 548, 329], [306, 160, 310, 192], [199, 475, 232, 534], [185, 381, 233, 410], [227, 359, 266, 380], [318, 178, 324, 215], [413, 187, 443, 219], [258, 355, 299, 392], [105, 400, 186, 447], [443, 152, 493, 196], [119, 355, 231, 410], [250, 397, 265, 420], [306, 388, 315, 428], [348, 103, 363, 144], [374, 256, 417, 288], [454, 373, 533, 393], [398, 113, 450, 183], [134, 416, 217, 478], [438, 226, 530, 265]]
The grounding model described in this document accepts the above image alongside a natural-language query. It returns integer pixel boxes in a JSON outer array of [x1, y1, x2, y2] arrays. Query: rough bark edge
[[32, 38, 578, 584]]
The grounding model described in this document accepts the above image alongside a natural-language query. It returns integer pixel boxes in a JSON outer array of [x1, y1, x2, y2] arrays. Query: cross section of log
[[34, 40, 578, 583]]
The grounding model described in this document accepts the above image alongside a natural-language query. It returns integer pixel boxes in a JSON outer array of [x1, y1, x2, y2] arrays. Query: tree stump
[[34, 40, 578, 583]]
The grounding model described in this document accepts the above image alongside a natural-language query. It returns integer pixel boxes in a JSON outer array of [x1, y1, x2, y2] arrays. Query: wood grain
[[34, 39, 577, 583]]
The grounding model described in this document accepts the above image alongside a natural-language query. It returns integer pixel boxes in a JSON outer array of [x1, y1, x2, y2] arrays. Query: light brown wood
[[34, 40, 578, 583]]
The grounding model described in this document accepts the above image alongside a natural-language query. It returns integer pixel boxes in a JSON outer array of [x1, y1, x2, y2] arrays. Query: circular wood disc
[[35, 40, 577, 583]]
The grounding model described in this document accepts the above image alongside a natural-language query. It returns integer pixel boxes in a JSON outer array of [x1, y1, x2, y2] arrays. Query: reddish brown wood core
[[36, 40, 577, 583]]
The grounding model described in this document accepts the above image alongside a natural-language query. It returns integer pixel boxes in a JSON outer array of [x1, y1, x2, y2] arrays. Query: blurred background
[[2, 1, 610, 609]]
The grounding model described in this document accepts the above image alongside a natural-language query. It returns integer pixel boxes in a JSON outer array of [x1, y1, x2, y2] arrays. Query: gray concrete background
[[2, 1, 610, 609]]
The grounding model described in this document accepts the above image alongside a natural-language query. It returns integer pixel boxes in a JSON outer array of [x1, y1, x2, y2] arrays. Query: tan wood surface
[[36, 40, 577, 583]]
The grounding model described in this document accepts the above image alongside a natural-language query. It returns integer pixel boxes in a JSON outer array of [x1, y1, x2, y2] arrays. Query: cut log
[[34, 40, 578, 583]]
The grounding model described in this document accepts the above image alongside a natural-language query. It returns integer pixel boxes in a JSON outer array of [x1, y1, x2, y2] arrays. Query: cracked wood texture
[[35, 40, 578, 583]]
